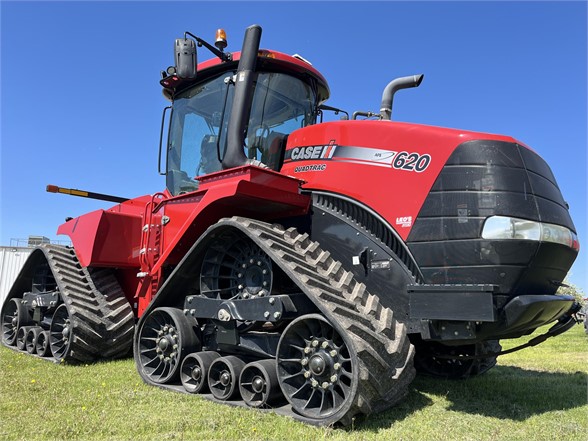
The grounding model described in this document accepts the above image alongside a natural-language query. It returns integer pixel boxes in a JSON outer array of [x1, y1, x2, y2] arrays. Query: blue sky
[[1, 1, 586, 293]]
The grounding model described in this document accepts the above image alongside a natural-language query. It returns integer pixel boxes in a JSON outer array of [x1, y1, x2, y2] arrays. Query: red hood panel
[[282, 120, 516, 240]]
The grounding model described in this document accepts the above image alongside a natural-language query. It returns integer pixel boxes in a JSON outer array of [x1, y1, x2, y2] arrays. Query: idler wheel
[[2, 298, 32, 346], [137, 307, 200, 384]]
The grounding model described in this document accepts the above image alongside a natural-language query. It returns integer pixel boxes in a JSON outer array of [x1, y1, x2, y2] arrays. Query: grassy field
[[1, 324, 586, 441]]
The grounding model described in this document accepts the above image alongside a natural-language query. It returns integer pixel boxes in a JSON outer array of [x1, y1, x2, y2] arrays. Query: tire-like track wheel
[[35, 330, 51, 357], [25, 327, 44, 354], [239, 359, 282, 408], [49, 304, 73, 361], [180, 351, 220, 393], [277, 314, 357, 421], [137, 307, 200, 384], [208, 356, 246, 401], [2, 298, 32, 346]]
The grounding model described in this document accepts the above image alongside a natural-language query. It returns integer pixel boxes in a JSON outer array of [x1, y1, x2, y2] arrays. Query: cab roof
[[161, 49, 330, 104]]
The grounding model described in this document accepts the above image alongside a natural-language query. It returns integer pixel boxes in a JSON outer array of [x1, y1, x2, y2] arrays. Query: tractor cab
[[160, 28, 329, 196]]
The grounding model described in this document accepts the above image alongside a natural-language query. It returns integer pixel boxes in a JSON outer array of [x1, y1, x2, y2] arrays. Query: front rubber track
[[138, 217, 416, 426], [1, 245, 135, 363]]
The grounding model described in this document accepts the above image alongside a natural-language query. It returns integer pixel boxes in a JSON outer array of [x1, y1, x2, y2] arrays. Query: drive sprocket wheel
[[200, 230, 273, 300], [277, 314, 357, 420], [137, 307, 200, 384]]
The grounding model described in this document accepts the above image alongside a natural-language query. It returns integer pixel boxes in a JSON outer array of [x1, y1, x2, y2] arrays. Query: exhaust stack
[[222, 25, 262, 170], [380, 74, 424, 120]]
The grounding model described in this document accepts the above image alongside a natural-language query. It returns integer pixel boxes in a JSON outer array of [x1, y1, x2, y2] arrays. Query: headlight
[[482, 216, 579, 251]]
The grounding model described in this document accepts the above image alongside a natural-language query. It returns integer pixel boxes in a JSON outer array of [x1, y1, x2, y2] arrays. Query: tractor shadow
[[356, 365, 587, 430]]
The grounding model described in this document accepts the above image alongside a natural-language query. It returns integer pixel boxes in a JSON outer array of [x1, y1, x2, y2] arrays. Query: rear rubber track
[[226, 217, 416, 425], [22, 245, 134, 362]]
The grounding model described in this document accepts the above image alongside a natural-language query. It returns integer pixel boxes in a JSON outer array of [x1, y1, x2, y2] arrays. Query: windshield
[[166, 72, 317, 195]]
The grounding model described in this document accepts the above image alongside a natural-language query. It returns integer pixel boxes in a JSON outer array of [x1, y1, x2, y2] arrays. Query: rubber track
[[224, 217, 416, 426], [35, 245, 134, 363]]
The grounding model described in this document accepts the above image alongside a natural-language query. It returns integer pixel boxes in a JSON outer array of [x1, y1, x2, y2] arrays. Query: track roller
[[180, 351, 220, 393], [16, 326, 35, 351], [35, 330, 51, 357], [25, 327, 44, 354], [208, 356, 246, 401], [239, 359, 282, 408]]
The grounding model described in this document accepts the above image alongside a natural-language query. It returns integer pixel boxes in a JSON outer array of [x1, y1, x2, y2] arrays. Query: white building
[[0, 246, 33, 307], [0, 237, 69, 307]]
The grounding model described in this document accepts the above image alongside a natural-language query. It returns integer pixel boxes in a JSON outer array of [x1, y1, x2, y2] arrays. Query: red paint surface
[[57, 167, 309, 316], [283, 120, 518, 240]]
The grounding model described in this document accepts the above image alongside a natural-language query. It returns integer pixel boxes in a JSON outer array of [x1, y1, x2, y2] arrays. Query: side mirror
[[174, 38, 197, 79]]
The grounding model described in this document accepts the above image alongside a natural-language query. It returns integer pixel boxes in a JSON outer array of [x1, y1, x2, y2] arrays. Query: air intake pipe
[[380, 74, 424, 120], [222, 25, 262, 170]]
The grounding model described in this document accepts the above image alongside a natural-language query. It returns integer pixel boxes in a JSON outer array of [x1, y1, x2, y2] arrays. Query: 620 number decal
[[392, 152, 431, 172]]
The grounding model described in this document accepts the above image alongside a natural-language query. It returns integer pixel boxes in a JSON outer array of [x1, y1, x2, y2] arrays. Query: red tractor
[[1, 25, 580, 426]]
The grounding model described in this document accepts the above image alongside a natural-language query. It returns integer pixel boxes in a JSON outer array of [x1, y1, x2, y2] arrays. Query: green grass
[[1, 325, 586, 441]]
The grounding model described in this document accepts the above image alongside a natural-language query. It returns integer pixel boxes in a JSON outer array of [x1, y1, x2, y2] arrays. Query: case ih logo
[[285, 142, 431, 174], [288, 141, 337, 161]]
